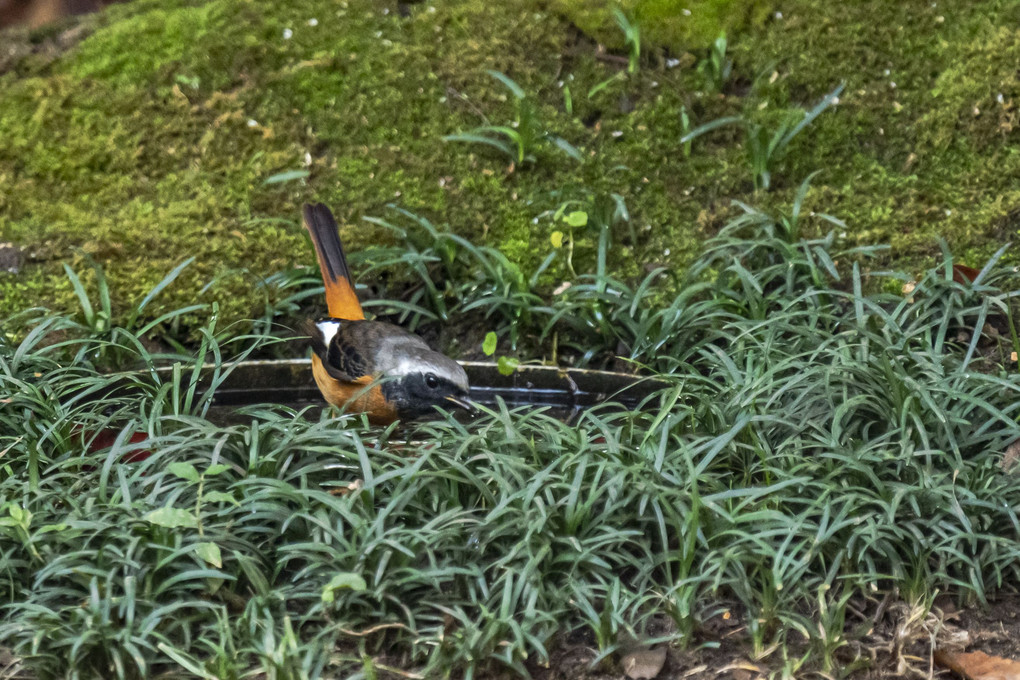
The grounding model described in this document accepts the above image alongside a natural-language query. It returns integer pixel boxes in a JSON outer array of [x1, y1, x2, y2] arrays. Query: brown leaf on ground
[[717, 660, 766, 680], [1001, 440, 1020, 472], [621, 647, 667, 680], [935, 649, 1020, 680], [329, 479, 363, 496], [953, 264, 982, 284]]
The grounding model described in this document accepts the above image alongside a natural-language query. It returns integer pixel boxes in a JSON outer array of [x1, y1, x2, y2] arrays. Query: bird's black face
[[382, 372, 474, 419]]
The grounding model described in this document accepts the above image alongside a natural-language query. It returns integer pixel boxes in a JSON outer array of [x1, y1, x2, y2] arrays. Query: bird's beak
[[445, 395, 478, 413]]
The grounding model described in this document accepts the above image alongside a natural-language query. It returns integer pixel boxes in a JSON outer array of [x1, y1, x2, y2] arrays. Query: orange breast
[[311, 354, 399, 425]]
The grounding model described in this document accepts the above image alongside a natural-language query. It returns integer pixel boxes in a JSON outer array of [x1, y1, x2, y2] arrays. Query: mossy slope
[[0, 0, 1018, 336]]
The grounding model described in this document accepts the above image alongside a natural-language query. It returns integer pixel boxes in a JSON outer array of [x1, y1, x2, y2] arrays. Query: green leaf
[[144, 507, 198, 529], [168, 462, 200, 483], [174, 74, 200, 90], [497, 356, 520, 376], [550, 231, 564, 248], [157, 643, 219, 680], [564, 211, 588, 227], [486, 70, 526, 100], [550, 136, 583, 162], [679, 115, 742, 144], [322, 572, 368, 603], [263, 169, 310, 185], [587, 71, 626, 99], [194, 542, 222, 568], [482, 332, 498, 356], [7, 504, 26, 524], [204, 464, 232, 477], [131, 257, 195, 323], [202, 491, 239, 506]]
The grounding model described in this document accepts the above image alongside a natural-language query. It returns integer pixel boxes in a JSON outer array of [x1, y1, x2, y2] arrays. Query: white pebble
[[890, 82, 896, 89], [304, 152, 312, 166], [307, 18, 318, 26], [282, 28, 293, 39], [247, 119, 258, 127], [666, 58, 680, 68], [663, 248, 671, 256], [997, 93, 1005, 104], [774, 11, 783, 19], [682, 8, 691, 15], [611, 130, 623, 137]]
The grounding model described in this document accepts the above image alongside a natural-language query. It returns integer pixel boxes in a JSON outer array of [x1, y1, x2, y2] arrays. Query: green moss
[[551, 0, 774, 52], [2, 0, 1020, 339], [919, 27, 1020, 152]]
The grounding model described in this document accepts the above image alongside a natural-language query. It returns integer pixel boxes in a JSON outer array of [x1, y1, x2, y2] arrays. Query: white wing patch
[[316, 319, 341, 345]]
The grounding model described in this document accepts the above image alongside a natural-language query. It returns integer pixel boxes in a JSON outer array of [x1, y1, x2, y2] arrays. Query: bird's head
[[381, 351, 474, 419]]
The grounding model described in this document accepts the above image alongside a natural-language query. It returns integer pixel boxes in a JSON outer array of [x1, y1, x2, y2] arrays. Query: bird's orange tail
[[302, 203, 365, 320]]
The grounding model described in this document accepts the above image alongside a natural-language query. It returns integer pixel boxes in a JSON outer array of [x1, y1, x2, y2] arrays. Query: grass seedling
[[680, 106, 692, 157], [444, 71, 582, 168], [362, 206, 553, 349], [682, 83, 844, 190], [697, 31, 733, 92], [613, 7, 641, 75]]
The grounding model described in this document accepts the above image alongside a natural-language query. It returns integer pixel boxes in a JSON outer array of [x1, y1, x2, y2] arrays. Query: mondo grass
[[1, 192, 1020, 678]]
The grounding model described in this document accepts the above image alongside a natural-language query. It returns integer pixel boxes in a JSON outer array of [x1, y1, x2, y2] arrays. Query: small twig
[[444, 86, 488, 120], [339, 622, 411, 637], [370, 662, 424, 679], [0, 436, 23, 459], [873, 589, 894, 625], [594, 49, 630, 67]]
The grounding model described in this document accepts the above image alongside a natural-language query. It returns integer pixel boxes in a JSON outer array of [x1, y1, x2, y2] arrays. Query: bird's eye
[[425, 373, 439, 389]]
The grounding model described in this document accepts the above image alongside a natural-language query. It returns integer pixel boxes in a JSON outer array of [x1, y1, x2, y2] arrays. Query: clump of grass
[[612, 7, 641, 75], [443, 70, 583, 169], [2, 189, 1020, 678], [682, 84, 844, 190], [357, 206, 554, 350], [697, 31, 732, 92]]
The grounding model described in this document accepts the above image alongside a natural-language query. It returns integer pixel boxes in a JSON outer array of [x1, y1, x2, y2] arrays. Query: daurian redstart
[[302, 203, 473, 424]]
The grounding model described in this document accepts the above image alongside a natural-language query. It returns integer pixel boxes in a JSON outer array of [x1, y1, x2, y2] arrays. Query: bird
[[301, 202, 473, 424]]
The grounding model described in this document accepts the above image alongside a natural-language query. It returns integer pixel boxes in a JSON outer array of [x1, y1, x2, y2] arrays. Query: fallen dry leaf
[[935, 649, 1020, 680], [1001, 440, 1020, 473], [717, 660, 765, 680], [621, 647, 667, 680], [953, 264, 982, 284], [329, 479, 363, 496]]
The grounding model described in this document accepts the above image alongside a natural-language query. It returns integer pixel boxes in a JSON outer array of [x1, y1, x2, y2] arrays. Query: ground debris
[[621, 647, 667, 679], [935, 649, 1020, 680]]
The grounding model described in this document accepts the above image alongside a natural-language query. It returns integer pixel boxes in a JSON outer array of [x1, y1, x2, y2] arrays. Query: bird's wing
[[334, 321, 431, 379], [304, 319, 358, 381], [302, 203, 365, 321]]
